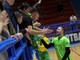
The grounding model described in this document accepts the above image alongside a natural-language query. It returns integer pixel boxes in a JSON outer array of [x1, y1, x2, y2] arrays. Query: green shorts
[[39, 51, 50, 60]]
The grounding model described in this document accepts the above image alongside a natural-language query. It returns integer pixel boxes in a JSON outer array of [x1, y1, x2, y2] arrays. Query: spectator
[[19, 2, 30, 14], [70, 15, 77, 24], [19, 2, 52, 35], [0, 10, 23, 60], [70, 15, 77, 30], [0, 10, 10, 60], [0, 10, 10, 41], [3, 0, 18, 34], [18, 2, 33, 47], [15, 12, 23, 33], [25, 7, 52, 35], [0, 10, 12, 39]]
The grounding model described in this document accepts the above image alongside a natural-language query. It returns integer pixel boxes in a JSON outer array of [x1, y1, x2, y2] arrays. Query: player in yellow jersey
[[37, 35, 50, 60]]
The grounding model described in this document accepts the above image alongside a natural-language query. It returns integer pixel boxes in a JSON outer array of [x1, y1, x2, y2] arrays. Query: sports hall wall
[[13, 0, 78, 26]]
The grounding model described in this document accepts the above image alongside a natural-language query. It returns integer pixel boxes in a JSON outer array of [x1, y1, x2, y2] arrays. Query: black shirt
[[19, 13, 33, 30], [19, 12, 33, 46]]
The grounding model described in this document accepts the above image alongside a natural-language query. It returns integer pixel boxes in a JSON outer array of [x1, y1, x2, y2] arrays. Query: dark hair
[[19, 2, 30, 10], [60, 26, 65, 34], [58, 26, 64, 32], [15, 12, 23, 18], [60, 26, 64, 30], [29, 7, 38, 13], [0, 1, 4, 11]]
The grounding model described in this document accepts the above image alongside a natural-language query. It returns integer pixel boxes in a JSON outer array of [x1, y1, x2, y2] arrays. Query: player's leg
[[44, 51, 50, 60]]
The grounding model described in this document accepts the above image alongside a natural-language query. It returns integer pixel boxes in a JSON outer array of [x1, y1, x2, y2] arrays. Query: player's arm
[[62, 47, 70, 60], [41, 39, 54, 49], [62, 37, 71, 60]]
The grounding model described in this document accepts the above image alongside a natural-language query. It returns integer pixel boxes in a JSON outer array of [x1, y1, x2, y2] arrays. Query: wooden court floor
[[34, 44, 80, 60]]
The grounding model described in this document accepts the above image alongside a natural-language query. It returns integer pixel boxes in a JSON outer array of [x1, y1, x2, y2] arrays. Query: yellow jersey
[[38, 37, 49, 52]]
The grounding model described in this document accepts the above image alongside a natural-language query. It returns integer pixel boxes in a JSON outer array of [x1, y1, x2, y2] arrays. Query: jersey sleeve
[[43, 37, 49, 44], [64, 37, 70, 47]]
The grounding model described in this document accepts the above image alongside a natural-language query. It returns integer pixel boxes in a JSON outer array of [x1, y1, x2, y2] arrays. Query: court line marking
[[71, 49, 80, 57]]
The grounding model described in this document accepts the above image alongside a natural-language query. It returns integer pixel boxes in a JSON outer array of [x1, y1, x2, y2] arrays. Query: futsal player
[[41, 26, 72, 60], [38, 34, 50, 60]]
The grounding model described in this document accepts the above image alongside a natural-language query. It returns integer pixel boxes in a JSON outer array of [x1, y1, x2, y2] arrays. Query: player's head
[[29, 7, 39, 21], [56, 26, 64, 35], [19, 2, 30, 13]]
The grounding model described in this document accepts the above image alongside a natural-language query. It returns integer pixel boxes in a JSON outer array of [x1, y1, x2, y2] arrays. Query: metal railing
[[0, 36, 31, 60]]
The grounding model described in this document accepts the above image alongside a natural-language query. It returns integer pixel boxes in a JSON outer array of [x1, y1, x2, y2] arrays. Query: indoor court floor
[[34, 43, 80, 60]]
